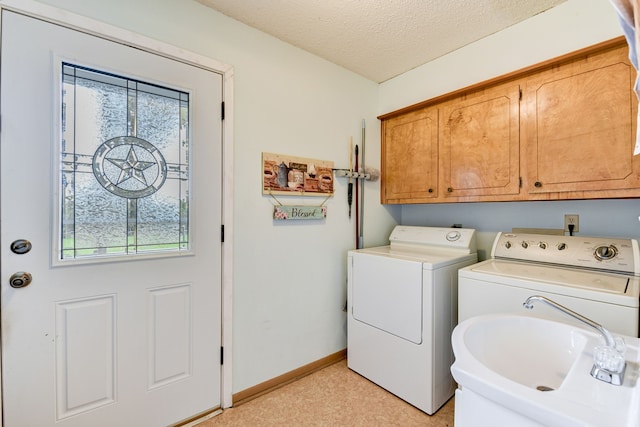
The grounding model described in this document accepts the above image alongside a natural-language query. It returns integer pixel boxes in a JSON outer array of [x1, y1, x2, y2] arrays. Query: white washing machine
[[347, 225, 477, 414], [459, 232, 640, 337]]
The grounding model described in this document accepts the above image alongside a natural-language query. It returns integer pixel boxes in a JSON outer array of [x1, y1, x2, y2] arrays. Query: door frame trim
[[0, 0, 235, 415]]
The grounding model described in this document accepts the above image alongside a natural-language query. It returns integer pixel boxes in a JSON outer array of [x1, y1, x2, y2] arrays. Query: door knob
[[9, 272, 32, 288]]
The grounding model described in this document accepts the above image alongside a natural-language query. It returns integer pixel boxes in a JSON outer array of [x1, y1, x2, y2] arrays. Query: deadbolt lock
[[10, 239, 32, 255]]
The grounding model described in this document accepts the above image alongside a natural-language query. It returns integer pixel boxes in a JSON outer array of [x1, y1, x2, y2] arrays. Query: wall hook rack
[[333, 168, 379, 181]]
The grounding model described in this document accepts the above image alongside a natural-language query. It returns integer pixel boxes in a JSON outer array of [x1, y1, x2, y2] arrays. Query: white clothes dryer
[[458, 232, 640, 337], [347, 226, 477, 415]]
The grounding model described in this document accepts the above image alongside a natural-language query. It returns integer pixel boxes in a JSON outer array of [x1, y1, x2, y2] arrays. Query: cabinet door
[[523, 45, 640, 195], [381, 107, 438, 203], [440, 84, 521, 198]]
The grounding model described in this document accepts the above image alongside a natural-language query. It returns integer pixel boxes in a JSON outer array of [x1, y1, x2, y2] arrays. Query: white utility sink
[[451, 314, 640, 427], [462, 315, 588, 391]]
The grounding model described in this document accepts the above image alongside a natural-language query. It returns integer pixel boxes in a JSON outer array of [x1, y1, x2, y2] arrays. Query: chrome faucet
[[523, 295, 615, 347], [523, 295, 626, 385]]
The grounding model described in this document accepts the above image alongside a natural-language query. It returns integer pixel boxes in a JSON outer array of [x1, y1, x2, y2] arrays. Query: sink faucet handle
[[594, 346, 626, 373], [613, 336, 626, 356]]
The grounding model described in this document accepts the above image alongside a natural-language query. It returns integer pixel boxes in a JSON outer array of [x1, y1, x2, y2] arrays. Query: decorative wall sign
[[273, 205, 327, 220], [262, 152, 334, 196]]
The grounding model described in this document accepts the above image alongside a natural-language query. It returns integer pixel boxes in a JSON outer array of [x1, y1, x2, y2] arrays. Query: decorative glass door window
[[61, 64, 190, 260]]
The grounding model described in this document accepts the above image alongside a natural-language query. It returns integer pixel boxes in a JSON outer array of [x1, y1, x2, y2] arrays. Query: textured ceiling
[[197, 0, 566, 82]]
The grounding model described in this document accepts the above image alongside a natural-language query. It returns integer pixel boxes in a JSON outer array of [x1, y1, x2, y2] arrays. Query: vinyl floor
[[197, 359, 455, 427]]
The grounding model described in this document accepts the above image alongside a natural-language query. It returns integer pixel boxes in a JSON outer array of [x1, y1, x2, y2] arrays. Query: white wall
[[31, 0, 399, 394], [379, 0, 624, 113], [380, 0, 640, 258]]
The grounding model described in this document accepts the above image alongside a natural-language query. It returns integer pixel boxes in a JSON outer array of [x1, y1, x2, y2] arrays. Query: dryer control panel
[[492, 232, 640, 276], [389, 226, 477, 253]]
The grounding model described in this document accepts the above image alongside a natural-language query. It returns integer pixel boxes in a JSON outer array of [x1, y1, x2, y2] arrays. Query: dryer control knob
[[521, 241, 529, 249], [505, 241, 512, 249], [539, 242, 547, 249], [446, 231, 461, 242]]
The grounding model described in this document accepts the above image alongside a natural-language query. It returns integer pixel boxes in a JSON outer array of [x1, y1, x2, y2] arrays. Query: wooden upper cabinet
[[381, 107, 438, 203], [378, 37, 640, 204], [522, 44, 640, 195], [440, 84, 521, 198]]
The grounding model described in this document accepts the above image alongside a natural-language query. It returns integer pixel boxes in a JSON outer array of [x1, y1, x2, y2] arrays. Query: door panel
[[351, 253, 423, 344], [1, 10, 222, 426], [55, 295, 116, 418]]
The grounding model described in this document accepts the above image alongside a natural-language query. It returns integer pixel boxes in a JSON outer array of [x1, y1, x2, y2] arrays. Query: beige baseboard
[[232, 348, 347, 406]]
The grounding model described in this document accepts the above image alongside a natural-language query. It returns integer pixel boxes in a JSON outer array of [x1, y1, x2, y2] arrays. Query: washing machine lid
[[461, 259, 640, 307]]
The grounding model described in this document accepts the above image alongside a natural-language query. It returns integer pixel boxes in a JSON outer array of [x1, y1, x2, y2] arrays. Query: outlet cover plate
[[564, 214, 579, 232]]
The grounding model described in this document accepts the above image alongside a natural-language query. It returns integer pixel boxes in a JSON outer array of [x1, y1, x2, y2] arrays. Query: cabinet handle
[[428, 188, 433, 193], [534, 181, 542, 188], [447, 187, 453, 192]]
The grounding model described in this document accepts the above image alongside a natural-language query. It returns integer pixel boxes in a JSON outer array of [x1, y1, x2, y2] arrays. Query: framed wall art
[[262, 152, 334, 196]]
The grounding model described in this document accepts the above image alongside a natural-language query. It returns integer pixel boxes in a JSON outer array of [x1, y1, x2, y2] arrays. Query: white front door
[[1, 10, 222, 426]]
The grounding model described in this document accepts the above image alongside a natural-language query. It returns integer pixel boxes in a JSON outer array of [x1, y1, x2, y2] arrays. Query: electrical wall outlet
[[564, 214, 579, 232]]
